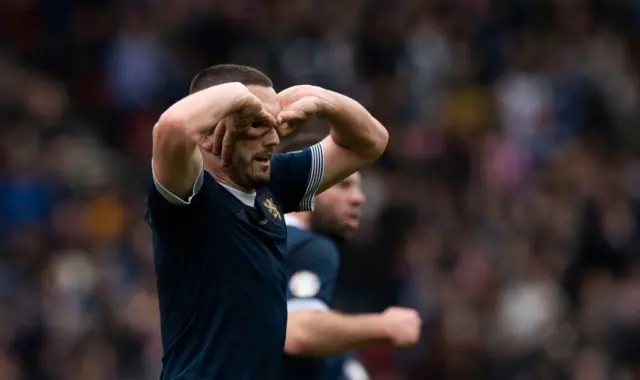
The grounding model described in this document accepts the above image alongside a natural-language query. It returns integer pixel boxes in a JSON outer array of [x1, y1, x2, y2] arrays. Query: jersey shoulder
[[285, 226, 340, 304], [145, 171, 243, 238], [267, 144, 323, 214], [285, 226, 340, 274], [286, 225, 316, 250]]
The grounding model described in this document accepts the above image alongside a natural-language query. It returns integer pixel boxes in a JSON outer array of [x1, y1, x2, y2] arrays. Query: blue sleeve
[[269, 143, 324, 214], [286, 235, 339, 310], [145, 163, 215, 234]]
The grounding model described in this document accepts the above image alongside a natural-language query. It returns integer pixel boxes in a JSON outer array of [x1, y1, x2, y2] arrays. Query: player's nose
[[350, 188, 365, 205], [263, 125, 280, 148]]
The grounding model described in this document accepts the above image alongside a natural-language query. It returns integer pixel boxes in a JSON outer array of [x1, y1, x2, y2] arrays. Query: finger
[[277, 86, 316, 108], [257, 108, 277, 127], [281, 97, 319, 121], [221, 128, 236, 166], [212, 121, 226, 156], [276, 122, 296, 138], [276, 86, 304, 107], [243, 110, 277, 139], [276, 111, 293, 124], [277, 109, 305, 124], [245, 125, 267, 139]]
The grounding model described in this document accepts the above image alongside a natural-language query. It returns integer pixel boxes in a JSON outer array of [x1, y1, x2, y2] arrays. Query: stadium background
[[1, 0, 640, 379]]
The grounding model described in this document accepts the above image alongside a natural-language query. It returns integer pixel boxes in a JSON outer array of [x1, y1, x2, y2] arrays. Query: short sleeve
[[269, 143, 324, 214], [145, 162, 213, 233], [151, 158, 205, 206], [286, 235, 339, 311]]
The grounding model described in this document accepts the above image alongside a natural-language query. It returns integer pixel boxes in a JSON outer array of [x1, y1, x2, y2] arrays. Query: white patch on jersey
[[287, 298, 329, 311], [289, 271, 320, 298], [343, 358, 370, 380]]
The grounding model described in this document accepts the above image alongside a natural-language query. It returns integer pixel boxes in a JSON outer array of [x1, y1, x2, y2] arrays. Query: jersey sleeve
[[145, 160, 212, 233], [286, 235, 339, 312], [269, 143, 324, 214], [151, 158, 205, 206]]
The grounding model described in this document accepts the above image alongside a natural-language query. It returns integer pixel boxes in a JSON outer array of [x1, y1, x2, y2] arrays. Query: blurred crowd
[[1, 0, 640, 379]]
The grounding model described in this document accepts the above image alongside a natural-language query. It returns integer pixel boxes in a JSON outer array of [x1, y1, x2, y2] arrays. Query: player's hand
[[276, 85, 329, 137], [380, 307, 422, 348], [212, 90, 277, 166]]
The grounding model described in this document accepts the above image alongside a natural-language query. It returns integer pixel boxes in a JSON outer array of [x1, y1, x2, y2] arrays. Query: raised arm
[[152, 82, 260, 199], [276, 86, 389, 194], [285, 307, 421, 357], [317, 91, 388, 193]]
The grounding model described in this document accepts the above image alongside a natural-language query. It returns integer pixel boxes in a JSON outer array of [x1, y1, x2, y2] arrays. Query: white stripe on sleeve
[[297, 143, 324, 212], [152, 158, 205, 206]]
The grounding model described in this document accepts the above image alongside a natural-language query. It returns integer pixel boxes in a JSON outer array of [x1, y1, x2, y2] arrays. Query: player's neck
[[206, 163, 255, 194]]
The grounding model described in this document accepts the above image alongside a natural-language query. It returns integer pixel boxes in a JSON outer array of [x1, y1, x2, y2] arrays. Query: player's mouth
[[253, 154, 272, 168], [344, 212, 360, 229]]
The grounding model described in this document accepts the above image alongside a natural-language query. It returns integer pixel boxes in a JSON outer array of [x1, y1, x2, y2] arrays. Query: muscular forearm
[[152, 82, 250, 196], [320, 90, 389, 160], [157, 82, 248, 139], [285, 310, 386, 357]]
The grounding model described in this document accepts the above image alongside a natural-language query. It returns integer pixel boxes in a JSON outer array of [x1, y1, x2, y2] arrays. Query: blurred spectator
[[1, 0, 640, 379]]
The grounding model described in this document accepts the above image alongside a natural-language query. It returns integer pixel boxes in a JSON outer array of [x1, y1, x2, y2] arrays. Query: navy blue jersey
[[145, 144, 323, 380], [285, 225, 339, 310], [281, 225, 368, 380]]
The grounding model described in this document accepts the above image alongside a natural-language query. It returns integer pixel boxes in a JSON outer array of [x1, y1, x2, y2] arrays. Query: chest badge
[[263, 198, 281, 220]]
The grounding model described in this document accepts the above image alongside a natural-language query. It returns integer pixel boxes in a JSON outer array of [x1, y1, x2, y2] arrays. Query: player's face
[[227, 85, 281, 189], [312, 173, 365, 239]]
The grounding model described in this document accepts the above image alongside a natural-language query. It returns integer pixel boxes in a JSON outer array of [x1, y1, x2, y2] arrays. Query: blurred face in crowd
[[311, 172, 365, 239]]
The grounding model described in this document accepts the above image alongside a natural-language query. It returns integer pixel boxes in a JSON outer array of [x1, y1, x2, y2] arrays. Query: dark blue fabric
[[145, 148, 314, 380], [269, 147, 314, 214], [285, 226, 339, 306], [282, 226, 363, 380]]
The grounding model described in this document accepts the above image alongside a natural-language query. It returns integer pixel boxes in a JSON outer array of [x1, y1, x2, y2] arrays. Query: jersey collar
[[217, 181, 256, 207]]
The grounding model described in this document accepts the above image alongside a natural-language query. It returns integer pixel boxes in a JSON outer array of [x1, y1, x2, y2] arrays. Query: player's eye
[[251, 121, 263, 129]]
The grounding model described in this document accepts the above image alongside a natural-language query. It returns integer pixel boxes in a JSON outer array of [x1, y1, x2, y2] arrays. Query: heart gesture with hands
[[212, 91, 277, 166], [276, 85, 331, 138], [212, 85, 332, 166]]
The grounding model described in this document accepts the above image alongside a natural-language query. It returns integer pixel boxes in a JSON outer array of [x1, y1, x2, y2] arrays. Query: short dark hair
[[277, 128, 329, 154], [189, 64, 273, 94]]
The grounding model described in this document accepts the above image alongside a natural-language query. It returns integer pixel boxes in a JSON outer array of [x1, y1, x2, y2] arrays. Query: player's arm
[[152, 82, 257, 201], [316, 90, 388, 193], [284, 236, 382, 357], [284, 309, 387, 357], [283, 237, 421, 357], [277, 86, 389, 194], [285, 307, 422, 357]]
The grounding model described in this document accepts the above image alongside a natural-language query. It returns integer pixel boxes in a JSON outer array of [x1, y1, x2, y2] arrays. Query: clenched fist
[[380, 307, 422, 348]]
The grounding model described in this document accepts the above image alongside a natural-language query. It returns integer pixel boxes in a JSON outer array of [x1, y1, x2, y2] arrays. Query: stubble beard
[[310, 211, 349, 242], [227, 155, 271, 191]]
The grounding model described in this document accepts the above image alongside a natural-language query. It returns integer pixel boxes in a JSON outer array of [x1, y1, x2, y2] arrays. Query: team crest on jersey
[[263, 198, 281, 220], [289, 271, 320, 298]]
